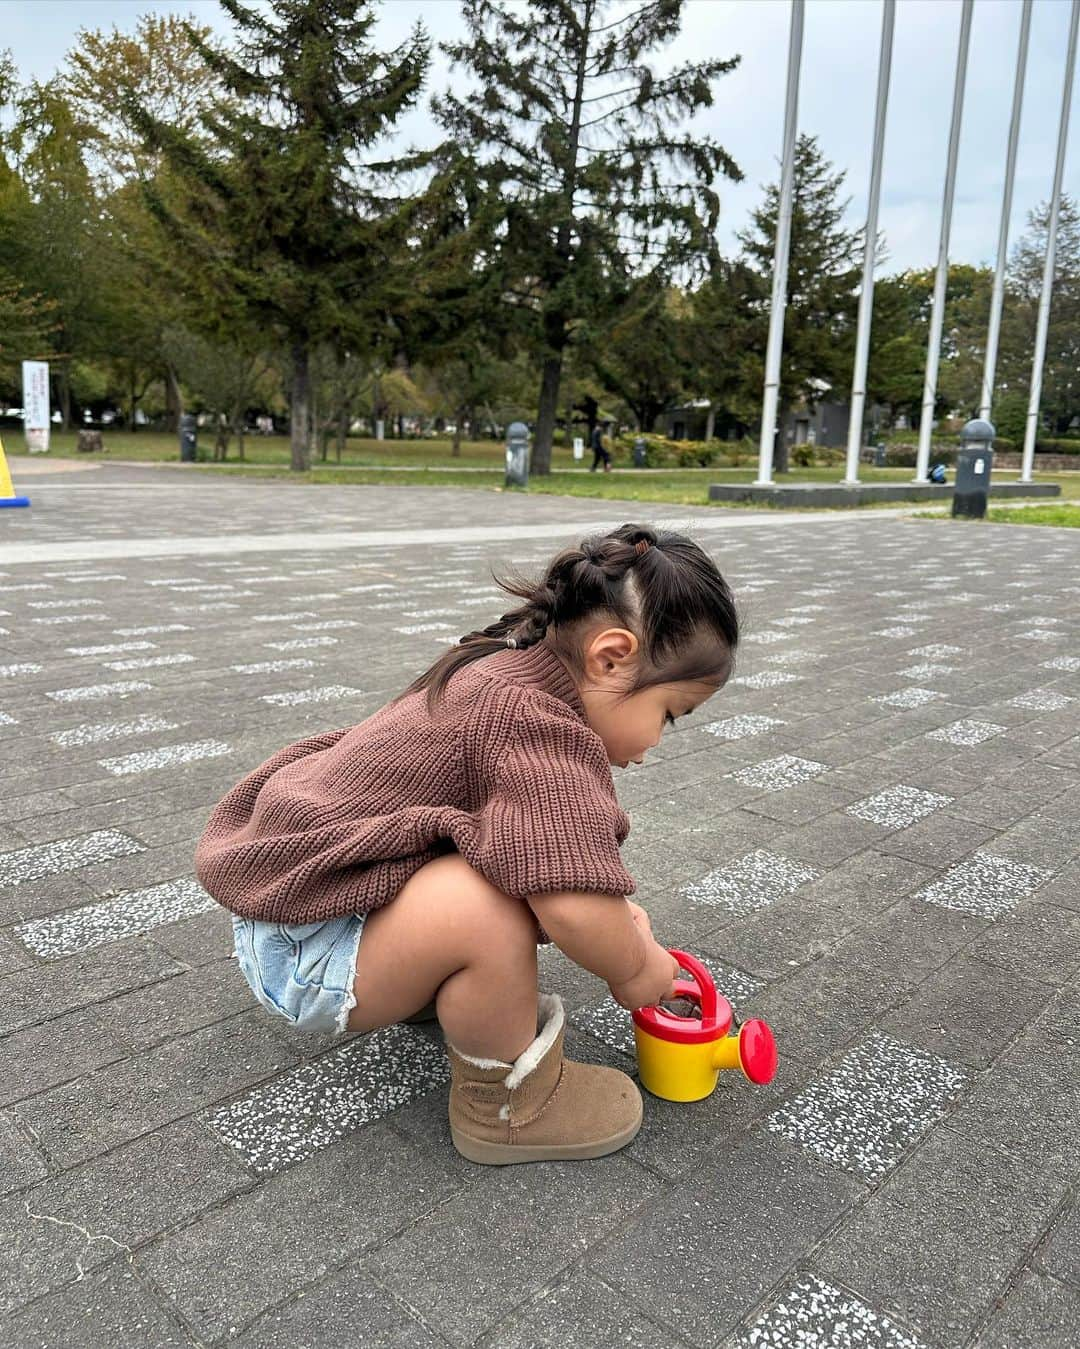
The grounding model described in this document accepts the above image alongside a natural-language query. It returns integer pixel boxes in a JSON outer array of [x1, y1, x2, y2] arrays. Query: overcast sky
[[2, 0, 1076, 274]]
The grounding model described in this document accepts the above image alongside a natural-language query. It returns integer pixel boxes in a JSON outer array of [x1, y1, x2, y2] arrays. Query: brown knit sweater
[[194, 641, 636, 924]]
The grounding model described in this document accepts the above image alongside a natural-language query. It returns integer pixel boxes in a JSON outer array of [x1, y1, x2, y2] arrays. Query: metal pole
[[1021, 0, 1078, 482], [915, 0, 973, 484], [980, 0, 1031, 422], [755, 0, 804, 486], [844, 0, 895, 485]]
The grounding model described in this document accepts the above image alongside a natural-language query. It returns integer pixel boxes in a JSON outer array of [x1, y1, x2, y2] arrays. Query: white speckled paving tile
[[50, 715, 180, 747], [915, 852, 1050, 918], [0, 711, 16, 725], [1007, 688, 1075, 711], [0, 663, 44, 678], [250, 611, 319, 624], [1015, 628, 1064, 643], [764, 649, 821, 665], [680, 849, 819, 913], [1042, 655, 1080, 672], [230, 658, 318, 674], [98, 739, 232, 776], [731, 1272, 929, 1349], [0, 829, 144, 887], [743, 630, 789, 645], [733, 671, 802, 689], [66, 641, 156, 656], [871, 688, 945, 709], [31, 614, 108, 625], [729, 755, 828, 792], [846, 785, 953, 829], [925, 719, 1006, 747], [291, 618, 358, 631], [870, 626, 916, 638], [766, 1031, 969, 1182], [14, 877, 216, 958], [703, 715, 786, 740], [393, 622, 456, 635], [895, 663, 954, 680], [261, 685, 363, 706], [264, 636, 339, 651], [208, 1025, 450, 1174], [45, 680, 153, 702], [908, 644, 964, 659], [113, 623, 191, 635], [27, 597, 104, 609], [104, 653, 198, 670], [771, 616, 815, 628]]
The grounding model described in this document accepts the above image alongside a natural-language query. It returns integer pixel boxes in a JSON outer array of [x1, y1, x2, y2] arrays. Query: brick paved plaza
[[1, 461, 1078, 1347]]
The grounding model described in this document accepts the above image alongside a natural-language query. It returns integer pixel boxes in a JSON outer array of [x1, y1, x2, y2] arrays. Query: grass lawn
[[8, 429, 1079, 511], [984, 503, 1080, 528]]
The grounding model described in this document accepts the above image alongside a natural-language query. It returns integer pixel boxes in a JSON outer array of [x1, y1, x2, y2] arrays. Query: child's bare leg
[[346, 853, 539, 1063]]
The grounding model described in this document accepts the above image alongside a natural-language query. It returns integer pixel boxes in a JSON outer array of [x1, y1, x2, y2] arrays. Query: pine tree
[[122, 0, 434, 471], [737, 133, 866, 471], [433, 0, 741, 474]]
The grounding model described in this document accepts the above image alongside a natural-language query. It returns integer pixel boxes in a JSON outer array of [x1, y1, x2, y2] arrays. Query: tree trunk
[[129, 365, 138, 432], [56, 365, 72, 430], [164, 364, 182, 434], [452, 404, 466, 457], [705, 406, 715, 441], [290, 341, 311, 472], [335, 408, 347, 462], [532, 350, 564, 475]]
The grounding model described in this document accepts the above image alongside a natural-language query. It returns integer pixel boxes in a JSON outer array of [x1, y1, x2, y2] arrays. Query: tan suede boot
[[446, 993, 643, 1164]]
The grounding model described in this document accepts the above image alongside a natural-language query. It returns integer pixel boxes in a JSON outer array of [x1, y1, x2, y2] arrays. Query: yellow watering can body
[[632, 950, 777, 1102]]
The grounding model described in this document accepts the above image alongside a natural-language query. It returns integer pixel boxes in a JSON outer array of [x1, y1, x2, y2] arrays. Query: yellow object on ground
[[0, 435, 31, 507]]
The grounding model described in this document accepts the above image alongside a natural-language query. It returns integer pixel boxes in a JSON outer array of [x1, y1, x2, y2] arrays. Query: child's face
[[575, 627, 719, 770]]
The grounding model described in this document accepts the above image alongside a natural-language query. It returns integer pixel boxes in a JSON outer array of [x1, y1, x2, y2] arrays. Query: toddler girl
[[196, 522, 739, 1165]]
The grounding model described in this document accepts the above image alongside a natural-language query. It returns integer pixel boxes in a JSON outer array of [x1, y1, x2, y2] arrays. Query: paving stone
[[149, 904, 234, 967], [589, 1132, 861, 1348], [0, 1006, 129, 1108], [973, 1271, 1080, 1349], [767, 1030, 969, 1182], [14, 878, 215, 959], [480, 1267, 684, 1349], [0, 1117, 252, 1316], [727, 1271, 930, 1349], [1, 1267, 197, 1348], [0, 1108, 48, 1196], [815, 1124, 1074, 1346], [15, 1011, 303, 1168], [678, 849, 819, 915], [728, 753, 829, 792], [874, 812, 998, 869], [878, 955, 1056, 1067], [0, 936, 182, 1037], [914, 852, 1051, 919], [91, 958, 253, 1052], [231, 1261, 449, 1348], [138, 1124, 464, 1344], [207, 1023, 451, 1175], [1040, 1201, 1080, 1286], [367, 1152, 664, 1345], [846, 785, 953, 830]]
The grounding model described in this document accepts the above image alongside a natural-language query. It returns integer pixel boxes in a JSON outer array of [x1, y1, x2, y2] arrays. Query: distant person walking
[[590, 422, 612, 473]]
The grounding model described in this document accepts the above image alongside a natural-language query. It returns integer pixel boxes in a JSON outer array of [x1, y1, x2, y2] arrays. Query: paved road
[[1, 464, 1078, 1347]]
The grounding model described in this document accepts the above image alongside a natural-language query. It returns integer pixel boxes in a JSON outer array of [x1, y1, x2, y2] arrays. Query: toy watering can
[[631, 950, 777, 1102]]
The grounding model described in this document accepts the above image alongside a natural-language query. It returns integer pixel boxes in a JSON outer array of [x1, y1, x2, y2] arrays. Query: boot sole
[[450, 1111, 642, 1165]]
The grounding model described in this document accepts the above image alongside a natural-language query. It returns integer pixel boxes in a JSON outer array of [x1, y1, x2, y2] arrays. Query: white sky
[[2, 0, 1077, 274]]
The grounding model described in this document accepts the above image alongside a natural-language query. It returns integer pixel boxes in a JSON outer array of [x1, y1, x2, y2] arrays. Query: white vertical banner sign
[[22, 361, 51, 454]]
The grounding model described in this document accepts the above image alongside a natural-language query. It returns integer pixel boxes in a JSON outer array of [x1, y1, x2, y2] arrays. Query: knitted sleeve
[[462, 690, 637, 901]]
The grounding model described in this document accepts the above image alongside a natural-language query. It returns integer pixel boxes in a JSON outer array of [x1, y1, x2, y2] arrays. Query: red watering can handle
[[666, 949, 719, 1023]]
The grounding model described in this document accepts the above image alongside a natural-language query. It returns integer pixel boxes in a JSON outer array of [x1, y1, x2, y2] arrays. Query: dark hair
[[392, 522, 739, 717]]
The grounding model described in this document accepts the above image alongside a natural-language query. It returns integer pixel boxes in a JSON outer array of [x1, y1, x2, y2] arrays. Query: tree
[[998, 195, 1080, 435], [123, 0, 435, 471], [433, 0, 742, 474], [737, 133, 866, 471]]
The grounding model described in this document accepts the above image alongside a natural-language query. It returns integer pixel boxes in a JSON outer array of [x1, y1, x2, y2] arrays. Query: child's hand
[[609, 937, 680, 1011], [625, 899, 652, 937]]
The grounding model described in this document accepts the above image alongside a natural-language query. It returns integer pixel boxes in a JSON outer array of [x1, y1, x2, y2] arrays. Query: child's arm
[[527, 891, 679, 1009]]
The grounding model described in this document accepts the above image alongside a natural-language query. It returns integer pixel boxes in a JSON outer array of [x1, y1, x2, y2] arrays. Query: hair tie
[[505, 637, 517, 648], [634, 539, 650, 557]]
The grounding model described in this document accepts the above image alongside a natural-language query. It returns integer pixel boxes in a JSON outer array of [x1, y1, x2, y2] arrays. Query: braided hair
[[393, 522, 739, 715]]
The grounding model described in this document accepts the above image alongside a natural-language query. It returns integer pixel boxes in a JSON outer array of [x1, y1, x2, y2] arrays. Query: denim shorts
[[231, 912, 366, 1036]]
